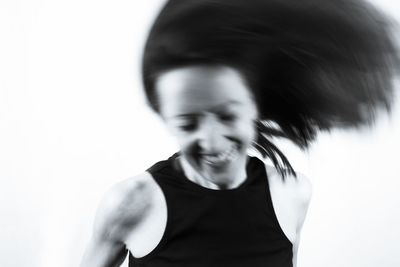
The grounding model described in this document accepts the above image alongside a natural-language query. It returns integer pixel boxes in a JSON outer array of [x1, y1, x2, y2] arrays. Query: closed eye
[[218, 113, 236, 122], [175, 117, 198, 132], [179, 123, 197, 132]]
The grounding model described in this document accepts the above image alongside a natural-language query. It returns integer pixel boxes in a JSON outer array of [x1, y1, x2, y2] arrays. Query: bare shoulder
[[265, 165, 312, 207], [93, 172, 158, 242], [80, 172, 158, 267]]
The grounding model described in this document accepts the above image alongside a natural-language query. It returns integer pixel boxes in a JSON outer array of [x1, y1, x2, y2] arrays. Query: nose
[[196, 115, 226, 153]]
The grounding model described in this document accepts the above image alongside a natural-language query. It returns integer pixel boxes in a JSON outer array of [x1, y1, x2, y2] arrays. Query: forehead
[[156, 65, 255, 117]]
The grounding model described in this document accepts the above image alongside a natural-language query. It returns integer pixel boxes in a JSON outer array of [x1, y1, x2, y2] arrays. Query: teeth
[[202, 145, 239, 164]]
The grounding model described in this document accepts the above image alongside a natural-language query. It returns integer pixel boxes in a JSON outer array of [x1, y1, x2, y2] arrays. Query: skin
[[80, 65, 312, 267], [157, 65, 258, 190]]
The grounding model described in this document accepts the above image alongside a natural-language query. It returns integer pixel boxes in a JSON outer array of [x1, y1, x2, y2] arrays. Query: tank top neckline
[[166, 152, 262, 194]]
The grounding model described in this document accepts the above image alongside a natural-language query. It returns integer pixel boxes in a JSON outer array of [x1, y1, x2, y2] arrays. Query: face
[[156, 65, 258, 184]]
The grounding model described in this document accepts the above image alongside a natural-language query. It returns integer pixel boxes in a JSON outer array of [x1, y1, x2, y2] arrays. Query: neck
[[178, 154, 248, 190]]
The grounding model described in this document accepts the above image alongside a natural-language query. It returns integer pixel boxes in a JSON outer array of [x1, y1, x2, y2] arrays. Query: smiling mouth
[[200, 144, 240, 166]]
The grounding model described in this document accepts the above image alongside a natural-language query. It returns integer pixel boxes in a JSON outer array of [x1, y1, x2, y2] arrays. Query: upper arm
[[80, 233, 127, 267], [293, 173, 312, 231], [266, 166, 312, 233], [80, 184, 130, 267], [297, 174, 312, 234], [292, 173, 312, 267], [265, 165, 312, 267], [80, 173, 153, 267]]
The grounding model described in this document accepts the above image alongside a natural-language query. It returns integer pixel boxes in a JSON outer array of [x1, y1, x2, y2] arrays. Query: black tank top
[[129, 153, 293, 267]]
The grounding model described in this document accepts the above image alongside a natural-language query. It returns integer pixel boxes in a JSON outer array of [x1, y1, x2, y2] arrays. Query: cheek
[[173, 133, 199, 154], [241, 120, 258, 145], [236, 110, 258, 136], [227, 117, 258, 148]]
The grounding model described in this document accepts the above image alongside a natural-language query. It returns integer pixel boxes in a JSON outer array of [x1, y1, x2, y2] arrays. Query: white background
[[1, 1, 399, 266]]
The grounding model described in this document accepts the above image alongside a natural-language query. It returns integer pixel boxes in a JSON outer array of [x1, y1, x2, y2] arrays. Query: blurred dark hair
[[142, 0, 399, 177]]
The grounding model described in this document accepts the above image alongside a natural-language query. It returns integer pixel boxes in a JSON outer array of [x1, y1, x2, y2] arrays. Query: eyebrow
[[173, 100, 242, 118]]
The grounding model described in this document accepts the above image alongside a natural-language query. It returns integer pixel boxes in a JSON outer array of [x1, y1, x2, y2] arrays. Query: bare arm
[[80, 234, 127, 267], [292, 173, 312, 267], [80, 174, 153, 267]]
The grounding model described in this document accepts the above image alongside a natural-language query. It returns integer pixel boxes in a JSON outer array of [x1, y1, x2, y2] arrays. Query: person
[[80, 0, 399, 266]]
